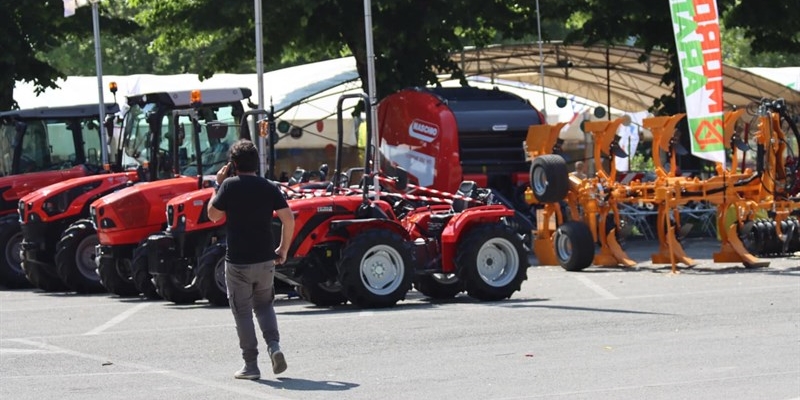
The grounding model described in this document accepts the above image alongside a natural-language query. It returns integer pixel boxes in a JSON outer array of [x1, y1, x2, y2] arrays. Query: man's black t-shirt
[[211, 175, 289, 264]]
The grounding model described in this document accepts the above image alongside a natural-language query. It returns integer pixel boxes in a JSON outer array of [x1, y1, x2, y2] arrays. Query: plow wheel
[[0, 215, 30, 288], [196, 243, 228, 307], [97, 257, 139, 297], [554, 221, 595, 271], [738, 221, 762, 256], [529, 155, 569, 203], [131, 243, 160, 300], [55, 220, 104, 293], [413, 273, 464, 300], [337, 229, 413, 308], [456, 223, 527, 301]]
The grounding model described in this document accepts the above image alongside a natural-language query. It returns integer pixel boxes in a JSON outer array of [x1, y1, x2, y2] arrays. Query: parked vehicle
[[91, 88, 252, 298], [0, 102, 118, 288]]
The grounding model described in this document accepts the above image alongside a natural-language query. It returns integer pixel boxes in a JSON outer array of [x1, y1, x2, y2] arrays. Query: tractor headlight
[[166, 205, 175, 227]]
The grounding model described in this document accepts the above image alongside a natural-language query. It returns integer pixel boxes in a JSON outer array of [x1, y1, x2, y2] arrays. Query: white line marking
[[84, 303, 151, 335], [7, 338, 290, 400], [572, 275, 618, 299]]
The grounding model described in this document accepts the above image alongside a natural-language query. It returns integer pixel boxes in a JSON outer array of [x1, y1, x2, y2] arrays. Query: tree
[[3, 0, 137, 110]]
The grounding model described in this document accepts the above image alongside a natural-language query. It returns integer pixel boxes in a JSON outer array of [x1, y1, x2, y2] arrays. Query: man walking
[[208, 139, 295, 380]]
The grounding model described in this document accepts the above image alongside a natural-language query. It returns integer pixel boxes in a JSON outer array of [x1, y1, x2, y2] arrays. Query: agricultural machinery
[[0, 102, 118, 288], [91, 88, 252, 298], [191, 93, 528, 309], [524, 98, 800, 272], [378, 86, 546, 248]]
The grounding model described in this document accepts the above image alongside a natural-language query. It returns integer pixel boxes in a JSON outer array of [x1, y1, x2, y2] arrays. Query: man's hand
[[274, 247, 288, 265], [217, 162, 233, 186]]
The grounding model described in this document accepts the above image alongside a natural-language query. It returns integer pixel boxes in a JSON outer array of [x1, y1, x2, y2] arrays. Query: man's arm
[[207, 197, 225, 223], [274, 207, 295, 265]]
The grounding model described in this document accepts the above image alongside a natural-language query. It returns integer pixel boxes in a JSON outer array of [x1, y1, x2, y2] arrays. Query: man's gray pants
[[225, 260, 279, 363]]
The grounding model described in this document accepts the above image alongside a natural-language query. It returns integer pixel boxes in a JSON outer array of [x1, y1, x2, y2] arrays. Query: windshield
[[122, 101, 241, 178], [0, 115, 104, 176], [170, 105, 240, 176]]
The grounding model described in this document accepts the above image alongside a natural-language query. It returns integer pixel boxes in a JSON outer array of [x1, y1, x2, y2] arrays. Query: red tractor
[[91, 88, 252, 298], [195, 94, 529, 308], [0, 102, 118, 288]]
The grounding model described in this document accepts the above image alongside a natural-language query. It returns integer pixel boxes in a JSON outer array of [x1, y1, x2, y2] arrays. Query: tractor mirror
[[207, 121, 228, 140]]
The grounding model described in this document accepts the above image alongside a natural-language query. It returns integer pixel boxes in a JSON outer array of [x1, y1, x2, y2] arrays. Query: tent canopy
[[451, 42, 800, 112]]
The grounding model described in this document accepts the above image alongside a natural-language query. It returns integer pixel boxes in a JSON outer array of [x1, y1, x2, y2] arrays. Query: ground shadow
[[506, 303, 675, 316], [256, 377, 359, 392]]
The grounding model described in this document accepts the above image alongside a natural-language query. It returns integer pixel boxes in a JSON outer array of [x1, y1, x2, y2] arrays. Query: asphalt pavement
[[1, 238, 799, 400]]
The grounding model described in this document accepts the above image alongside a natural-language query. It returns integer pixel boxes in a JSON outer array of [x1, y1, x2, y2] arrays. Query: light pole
[[363, 0, 380, 192], [536, 0, 545, 119], [254, 0, 268, 177], [90, 0, 109, 168]]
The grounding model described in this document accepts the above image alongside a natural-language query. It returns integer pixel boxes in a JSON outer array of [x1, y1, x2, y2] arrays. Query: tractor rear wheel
[[97, 257, 139, 297], [456, 223, 527, 301], [131, 243, 160, 300], [154, 271, 202, 304], [196, 243, 228, 307], [298, 265, 347, 306], [413, 273, 464, 300], [55, 220, 104, 293], [554, 221, 595, 271], [530, 155, 569, 203], [0, 215, 29, 288], [337, 229, 413, 308]]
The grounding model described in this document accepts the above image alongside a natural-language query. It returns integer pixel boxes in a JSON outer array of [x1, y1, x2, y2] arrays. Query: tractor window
[[122, 103, 154, 169], [78, 119, 103, 166], [180, 104, 238, 176], [0, 122, 14, 176], [46, 121, 78, 168], [19, 120, 50, 173]]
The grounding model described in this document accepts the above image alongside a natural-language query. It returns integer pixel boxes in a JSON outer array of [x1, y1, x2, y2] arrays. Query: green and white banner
[[669, 0, 725, 167]]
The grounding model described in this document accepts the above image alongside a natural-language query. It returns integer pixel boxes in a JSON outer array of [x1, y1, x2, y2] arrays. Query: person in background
[[207, 139, 295, 380]]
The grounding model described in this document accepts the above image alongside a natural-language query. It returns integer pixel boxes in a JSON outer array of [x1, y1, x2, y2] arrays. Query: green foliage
[[7, 0, 800, 112], [630, 152, 655, 172]]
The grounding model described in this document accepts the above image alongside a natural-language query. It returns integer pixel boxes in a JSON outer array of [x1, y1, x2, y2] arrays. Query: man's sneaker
[[234, 362, 260, 380], [268, 344, 287, 375]]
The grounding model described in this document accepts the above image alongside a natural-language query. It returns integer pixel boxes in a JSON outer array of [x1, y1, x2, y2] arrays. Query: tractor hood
[[91, 176, 205, 233], [1, 166, 89, 212], [19, 172, 136, 205]]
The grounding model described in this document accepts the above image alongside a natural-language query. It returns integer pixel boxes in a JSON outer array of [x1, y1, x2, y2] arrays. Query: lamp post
[[254, 0, 268, 177], [536, 0, 545, 119], [89, 0, 109, 168]]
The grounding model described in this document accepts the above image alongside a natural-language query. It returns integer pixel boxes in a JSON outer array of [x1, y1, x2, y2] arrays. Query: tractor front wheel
[[413, 273, 464, 300], [337, 230, 413, 308], [456, 223, 528, 301], [0, 215, 29, 288], [297, 266, 347, 307], [196, 243, 228, 307], [97, 257, 140, 297], [55, 220, 104, 293], [131, 243, 160, 300]]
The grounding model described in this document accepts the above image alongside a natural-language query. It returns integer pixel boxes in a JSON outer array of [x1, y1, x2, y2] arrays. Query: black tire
[[455, 223, 528, 301], [154, 273, 202, 304], [529, 155, 569, 203], [413, 273, 464, 300], [337, 229, 413, 308], [0, 215, 30, 288], [297, 264, 347, 307], [196, 243, 228, 307], [131, 242, 160, 300], [22, 257, 68, 292], [97, 257, 140, 297], [554, 221, 595, 271], [738, 220, 761, 255], [54, 220, 104, 293]]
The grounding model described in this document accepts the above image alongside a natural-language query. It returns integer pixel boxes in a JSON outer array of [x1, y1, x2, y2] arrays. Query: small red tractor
[[91, 88, 252, 298], [194, 93, 529, 308], [1, 102, 118, 288]]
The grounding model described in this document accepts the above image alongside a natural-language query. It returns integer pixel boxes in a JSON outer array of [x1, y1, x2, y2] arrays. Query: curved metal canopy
[[451, 42, 800, 112]]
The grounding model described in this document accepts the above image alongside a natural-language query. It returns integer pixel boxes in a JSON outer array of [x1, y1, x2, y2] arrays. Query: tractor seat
[[452, 180, 479, 212]]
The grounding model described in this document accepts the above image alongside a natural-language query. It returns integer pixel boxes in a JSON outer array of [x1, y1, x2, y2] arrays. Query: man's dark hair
[[229, 139, 259, 173]]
